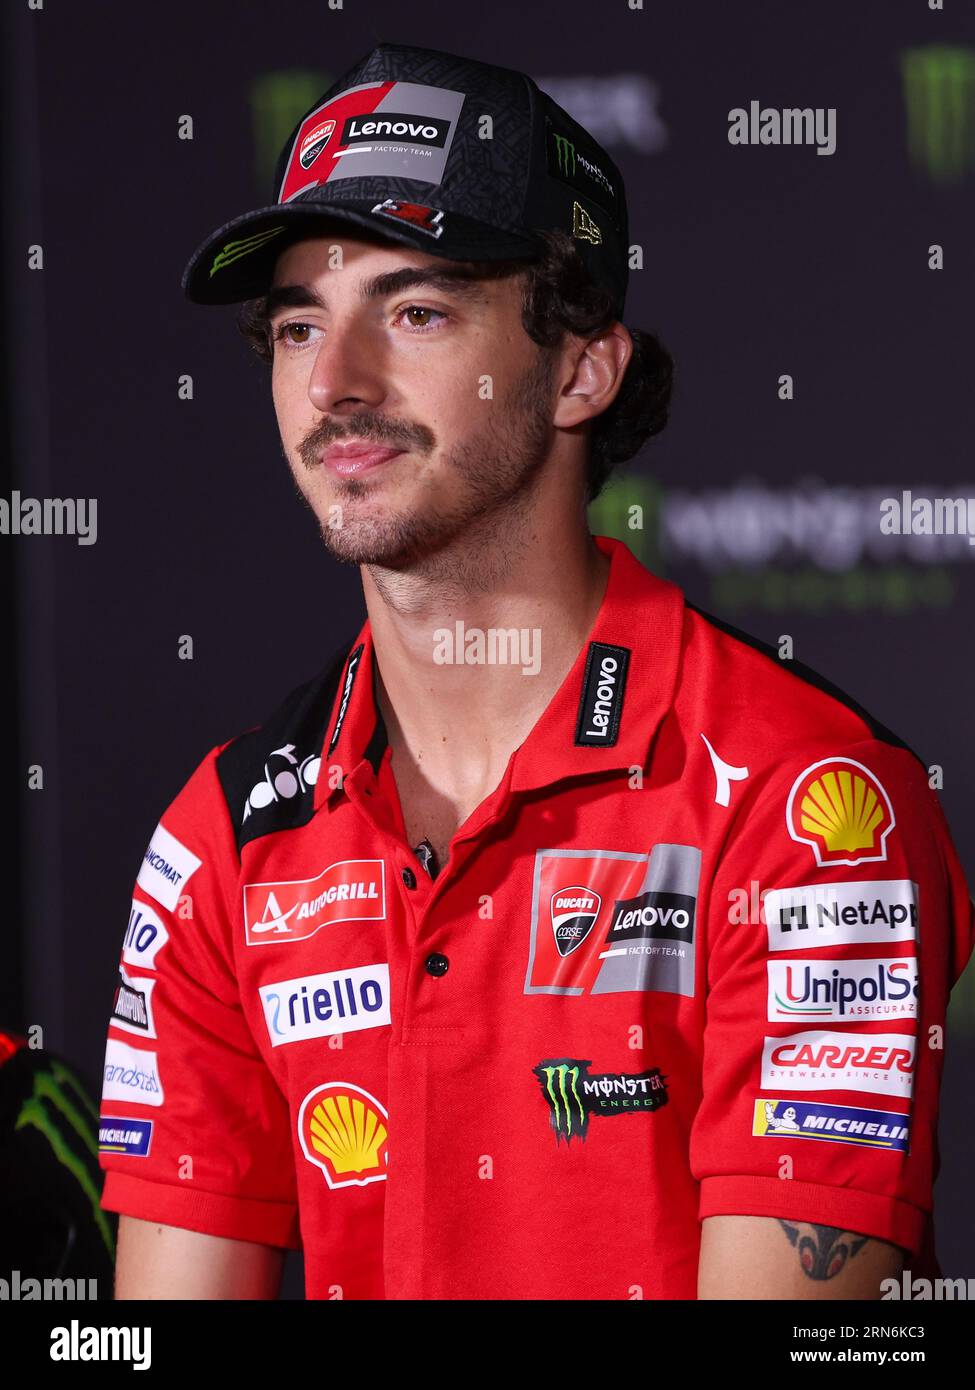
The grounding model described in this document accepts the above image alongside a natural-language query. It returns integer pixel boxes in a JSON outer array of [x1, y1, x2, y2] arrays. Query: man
[[98, 42, 974, 1300]]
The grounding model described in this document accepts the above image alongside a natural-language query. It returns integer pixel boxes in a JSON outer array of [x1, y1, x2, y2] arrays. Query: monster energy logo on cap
[[533, 1057, 668, 1145], [210, 225, 287, 278], [545, 119, 618, 218]]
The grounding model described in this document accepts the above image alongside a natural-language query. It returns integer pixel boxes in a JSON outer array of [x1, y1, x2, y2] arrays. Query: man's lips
[[321, 442, 406, 477]]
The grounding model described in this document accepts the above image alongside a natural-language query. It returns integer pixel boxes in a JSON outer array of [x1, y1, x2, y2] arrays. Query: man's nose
[[306, 317, 387, 415]]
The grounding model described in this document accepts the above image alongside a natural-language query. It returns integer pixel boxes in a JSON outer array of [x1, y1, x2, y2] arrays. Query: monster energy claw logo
[[553, 132, 577, 176], [209, 225, 287, 278], [533, 1058, 668, 1145]]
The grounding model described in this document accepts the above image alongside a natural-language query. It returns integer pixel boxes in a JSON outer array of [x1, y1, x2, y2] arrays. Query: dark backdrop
[[3, 0, 973, 1295]]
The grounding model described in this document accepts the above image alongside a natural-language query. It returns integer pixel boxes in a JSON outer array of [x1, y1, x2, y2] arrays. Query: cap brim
[[181, 200, 542, 305]]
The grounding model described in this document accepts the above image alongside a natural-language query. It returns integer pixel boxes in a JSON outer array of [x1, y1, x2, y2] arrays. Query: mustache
[[298, 412, 436, 468]]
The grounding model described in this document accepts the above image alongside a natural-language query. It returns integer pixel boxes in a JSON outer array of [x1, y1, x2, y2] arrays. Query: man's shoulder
[[675, 599, 923, 772], [210, 642, 356, 852]]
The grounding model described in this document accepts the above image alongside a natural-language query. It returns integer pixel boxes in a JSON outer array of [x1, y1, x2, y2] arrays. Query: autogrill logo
[[244, 858, 386, 946]]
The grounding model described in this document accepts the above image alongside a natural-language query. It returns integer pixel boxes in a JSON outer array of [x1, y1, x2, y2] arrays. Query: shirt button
[[401, 866, 417, 889], [425, 953, 449, 977]]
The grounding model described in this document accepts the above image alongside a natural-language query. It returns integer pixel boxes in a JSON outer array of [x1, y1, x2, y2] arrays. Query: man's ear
[[553, 324, 633, 430]]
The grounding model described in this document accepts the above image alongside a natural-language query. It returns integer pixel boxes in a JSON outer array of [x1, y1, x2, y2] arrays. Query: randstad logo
[[786, 757, 895, 867], [243, 859, 386, 946], [298, 1082, 389, 1188]]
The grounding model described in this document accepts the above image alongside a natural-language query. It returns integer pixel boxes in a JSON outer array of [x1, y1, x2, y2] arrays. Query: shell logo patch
[[786, 757, 895, 867], [298, 1082, 388, 1189]]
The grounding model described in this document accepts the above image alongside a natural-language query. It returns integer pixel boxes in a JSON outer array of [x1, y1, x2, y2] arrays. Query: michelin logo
[[754, 1098, 910, 1152], [99, 1117, 153, 1157], [136, 823, 201, 912], [764, 879, 918, 952]]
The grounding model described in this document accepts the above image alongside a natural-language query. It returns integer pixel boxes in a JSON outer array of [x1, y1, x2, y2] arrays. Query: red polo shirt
[[98, 534, 974, 1299]]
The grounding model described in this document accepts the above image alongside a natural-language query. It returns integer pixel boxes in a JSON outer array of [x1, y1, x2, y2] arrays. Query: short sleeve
[[98, 744, 300, 1248], [690, 737, 975, 1255]]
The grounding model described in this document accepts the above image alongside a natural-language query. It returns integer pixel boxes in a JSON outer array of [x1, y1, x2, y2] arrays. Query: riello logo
[[244, 859, 386, 947]]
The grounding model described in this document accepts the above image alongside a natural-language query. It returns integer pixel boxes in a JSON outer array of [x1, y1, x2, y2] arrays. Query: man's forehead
[[271, 231, 452, 287]]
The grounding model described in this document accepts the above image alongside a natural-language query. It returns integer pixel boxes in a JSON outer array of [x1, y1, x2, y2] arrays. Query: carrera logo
[[244, 859, 385, 947], [786, 757, 895, 867], [299, 119, 336, 169], [760, 1030, 915, 1097], [550, 886, 602, 957]]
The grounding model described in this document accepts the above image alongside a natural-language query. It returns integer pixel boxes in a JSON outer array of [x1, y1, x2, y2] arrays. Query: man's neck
[[364, 526, 611, 800]]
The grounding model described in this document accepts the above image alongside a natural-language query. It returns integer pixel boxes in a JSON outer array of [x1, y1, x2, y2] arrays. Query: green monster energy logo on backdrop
[[533, 1058, 668, 1145], [553, 132, 577, 177], [901, 45, 975, 184], [15, 1058, 115, 1258]]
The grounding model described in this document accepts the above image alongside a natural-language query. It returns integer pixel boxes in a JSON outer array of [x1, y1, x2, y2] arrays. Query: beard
[[288, 347, 558, 579]]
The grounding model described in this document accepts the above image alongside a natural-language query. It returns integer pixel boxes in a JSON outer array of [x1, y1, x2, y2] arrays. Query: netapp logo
[[765, 879, 918, 951], [575, 642, 629, 746], [341, 113, 450, 148], [608, 890, 696, 943]]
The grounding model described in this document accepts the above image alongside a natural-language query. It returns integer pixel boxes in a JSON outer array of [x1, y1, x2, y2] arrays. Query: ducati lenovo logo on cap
[[575, 642, 630, 745], [300, 119, 337, 169]]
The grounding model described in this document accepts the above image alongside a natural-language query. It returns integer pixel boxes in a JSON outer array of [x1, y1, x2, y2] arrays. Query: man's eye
[[273, 321, 319, 349], [397, 305, 447, 331]]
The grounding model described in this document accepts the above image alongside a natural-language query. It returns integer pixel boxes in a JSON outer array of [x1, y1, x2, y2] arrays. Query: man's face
[[268, 232, 560, 569]]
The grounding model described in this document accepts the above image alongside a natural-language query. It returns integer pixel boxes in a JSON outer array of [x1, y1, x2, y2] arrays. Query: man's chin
[[315, 515, 438, 569]]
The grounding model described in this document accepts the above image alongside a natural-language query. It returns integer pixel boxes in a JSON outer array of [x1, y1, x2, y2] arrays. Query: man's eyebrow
[[264, 265, 490, 319]]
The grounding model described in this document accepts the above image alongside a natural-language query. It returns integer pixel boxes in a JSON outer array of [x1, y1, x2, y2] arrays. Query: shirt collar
[[317, 534, 685, 807]]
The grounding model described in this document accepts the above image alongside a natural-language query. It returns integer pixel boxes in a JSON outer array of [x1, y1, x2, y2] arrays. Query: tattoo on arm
[[778, 1220, 869, 1280]]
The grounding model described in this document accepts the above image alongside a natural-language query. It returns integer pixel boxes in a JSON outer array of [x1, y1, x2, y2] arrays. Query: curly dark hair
[[237, 228, 673, 501]]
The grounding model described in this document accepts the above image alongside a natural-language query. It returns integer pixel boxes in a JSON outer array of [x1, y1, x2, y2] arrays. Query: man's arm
[[114, 1215, 286, 1300], [698, 1215, 906, 1299]]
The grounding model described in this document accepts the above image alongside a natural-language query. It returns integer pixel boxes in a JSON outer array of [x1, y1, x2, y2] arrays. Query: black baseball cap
[[181, 42, 629, 316]]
